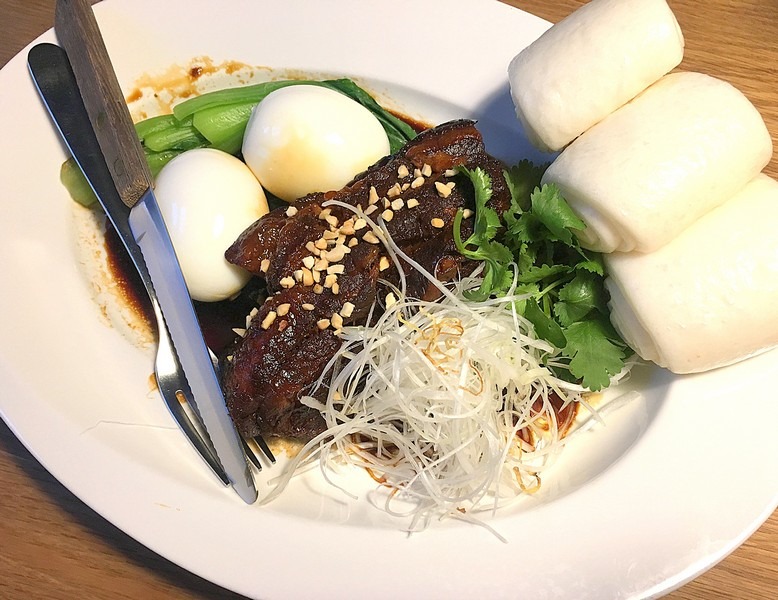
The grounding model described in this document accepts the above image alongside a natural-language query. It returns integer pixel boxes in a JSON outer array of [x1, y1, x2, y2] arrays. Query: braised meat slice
[[223, 239, 381, 441], [227, 120, 510, 278], [223, 120, 512, 442], [222, 288, 339, 441]]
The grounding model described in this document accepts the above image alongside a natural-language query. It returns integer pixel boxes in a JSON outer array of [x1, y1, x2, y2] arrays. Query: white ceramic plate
[[1, 1, 776, 598]]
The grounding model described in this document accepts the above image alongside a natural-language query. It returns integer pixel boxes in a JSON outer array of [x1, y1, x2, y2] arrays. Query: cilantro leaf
[[575, 256, 605, 276], [554, 272, 608, 325], [517, 263, 571, 284], [504, 160, 547, 213], [507, 211, 544, 244], [524, 299, 567, 349], [530, 184, 586, 246], [458, 166, 496, 238], [515, 242, 536, 273], [451, 161, 632, 392], [563, 319, 627, 391], [461, 238, 515, 301]]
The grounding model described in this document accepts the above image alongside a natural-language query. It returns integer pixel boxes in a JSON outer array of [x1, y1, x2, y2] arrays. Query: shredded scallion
[[261, 203, 631, 534]]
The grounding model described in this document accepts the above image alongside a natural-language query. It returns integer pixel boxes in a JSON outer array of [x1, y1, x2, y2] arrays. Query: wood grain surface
[[0, 0, 775, 598]]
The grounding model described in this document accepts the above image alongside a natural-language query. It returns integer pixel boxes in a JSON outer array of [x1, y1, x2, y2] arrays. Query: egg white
[[241, 85, 390, 202], [154, 148, 269, 302]]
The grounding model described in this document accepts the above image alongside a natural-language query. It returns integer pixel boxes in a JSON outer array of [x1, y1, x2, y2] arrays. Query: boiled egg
[[241, 85, 390, 202], [154, 148, 269, 302]]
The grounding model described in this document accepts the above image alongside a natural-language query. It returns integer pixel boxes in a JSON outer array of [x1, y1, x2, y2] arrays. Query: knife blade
[[54, 0, 257, 503]]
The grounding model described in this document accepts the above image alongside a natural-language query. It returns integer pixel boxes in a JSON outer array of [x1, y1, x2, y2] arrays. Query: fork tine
[[208, 348, 275, 467], [154, 317, 231, 485], [159, 307, 272, 482], [240, 437, 264, 471], [156, 366, 230, 485], [252, 435, 277, 464]]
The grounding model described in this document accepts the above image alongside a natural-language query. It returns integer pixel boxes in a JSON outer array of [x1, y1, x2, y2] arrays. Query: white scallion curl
[[259, 200, 631, 533]]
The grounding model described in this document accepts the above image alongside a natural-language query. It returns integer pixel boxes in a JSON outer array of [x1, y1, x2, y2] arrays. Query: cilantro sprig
[[452, 167, 513, 301], [453, 162, 630, 391]]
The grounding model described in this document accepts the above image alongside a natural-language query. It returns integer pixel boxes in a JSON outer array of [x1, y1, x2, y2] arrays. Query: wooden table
[[0, 1, 775, 598]]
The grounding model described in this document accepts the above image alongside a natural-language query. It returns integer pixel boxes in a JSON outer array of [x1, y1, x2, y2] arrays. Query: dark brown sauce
[[103, 224, 265, 353], [104, 225, 152, 331], [390, 110, 429, 134]]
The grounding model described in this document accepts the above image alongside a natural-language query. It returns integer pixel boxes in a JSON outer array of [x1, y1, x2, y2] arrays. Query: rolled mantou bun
[[605, 174, 778, 374], [542, 71, 773, 253], [507, 0, 683, 153]]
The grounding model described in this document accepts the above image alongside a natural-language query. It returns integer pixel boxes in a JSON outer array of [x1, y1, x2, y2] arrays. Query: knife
[[51, 0, 257, 503], [28, 42, 234, 489]]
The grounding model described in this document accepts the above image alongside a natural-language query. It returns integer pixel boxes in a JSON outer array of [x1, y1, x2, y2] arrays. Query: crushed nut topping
[[330, 313, 344, 330], [435, 181, 453, 198], [261, 311, 277, 330], [363, 231, 381, 244], [387, 182, 402, 198]]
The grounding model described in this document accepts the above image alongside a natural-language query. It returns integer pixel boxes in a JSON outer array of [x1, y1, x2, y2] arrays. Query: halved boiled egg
[[241, 85, 390, 202], [154, 148, 269, 302]]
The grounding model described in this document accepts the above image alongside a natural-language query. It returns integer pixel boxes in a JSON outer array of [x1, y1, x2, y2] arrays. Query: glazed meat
[[222, 120, 511, 442]]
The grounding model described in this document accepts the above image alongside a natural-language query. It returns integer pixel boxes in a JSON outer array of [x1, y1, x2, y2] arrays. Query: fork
[[155, 312, 276, 475], [27, 43, 274, 484], [152, 305, 230, 483]]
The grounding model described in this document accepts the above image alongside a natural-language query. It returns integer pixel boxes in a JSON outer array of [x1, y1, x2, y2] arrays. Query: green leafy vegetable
[[453, 164, 630, 391], [530, 183, 586, 246], [170, 77, 415, 155], [60, 77, 417, 206], [142, 123, 207, 153], [145, 149, 183, 177], [523, 298, 567, 349], [134, 114, 180, 140], [191, 102, 256, 154]]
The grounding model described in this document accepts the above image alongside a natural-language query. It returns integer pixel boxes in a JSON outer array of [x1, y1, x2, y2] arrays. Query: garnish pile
[[454, 163, 630, 391]]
